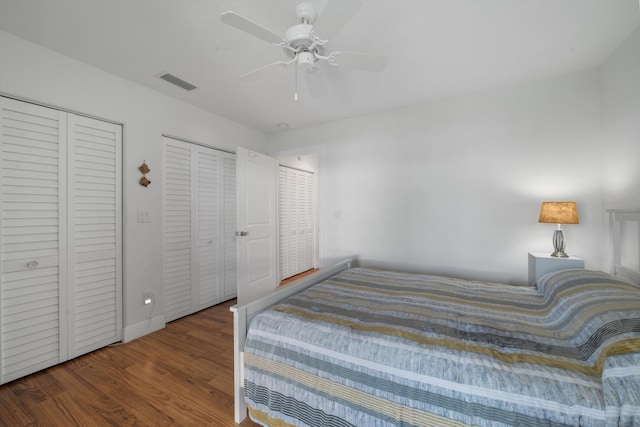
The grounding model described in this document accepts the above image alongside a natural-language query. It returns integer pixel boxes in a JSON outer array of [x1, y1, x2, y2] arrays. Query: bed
[[231, 209, 640, 426]]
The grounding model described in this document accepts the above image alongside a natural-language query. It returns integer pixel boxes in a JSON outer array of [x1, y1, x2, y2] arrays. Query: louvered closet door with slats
[[196, 146, 221, 310], [279, 167, 296, 280], [0, 98, 67, 384], [298, 171, 314, 272], [278, 166, 314, 281], [0, 97, 122, 384], [67, 114, 122, 358], [163, 137, 236, 323], [163, 139, 194, 322], [222, 153, 237, 300]]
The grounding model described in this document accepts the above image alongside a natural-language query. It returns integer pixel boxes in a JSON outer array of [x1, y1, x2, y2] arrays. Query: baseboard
[[122, 315, 166, 343]]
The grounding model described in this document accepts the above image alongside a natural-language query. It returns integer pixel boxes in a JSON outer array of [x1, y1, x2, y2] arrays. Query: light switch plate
[[137, 210, 151, 223]]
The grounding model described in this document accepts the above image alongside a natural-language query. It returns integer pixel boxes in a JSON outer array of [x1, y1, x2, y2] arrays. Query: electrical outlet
[[143, 292, 153, 305]]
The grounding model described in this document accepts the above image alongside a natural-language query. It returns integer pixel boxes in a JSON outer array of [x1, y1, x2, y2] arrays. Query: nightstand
[[528, 252, 584, 286]]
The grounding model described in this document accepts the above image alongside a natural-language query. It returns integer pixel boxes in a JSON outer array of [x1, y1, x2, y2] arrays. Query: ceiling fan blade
[[220, 11, 284, 45], [304, 68, 329, 99], [312, 0, 361, 39], [239, 60, 290, 82], [333, 51, 388, 72]]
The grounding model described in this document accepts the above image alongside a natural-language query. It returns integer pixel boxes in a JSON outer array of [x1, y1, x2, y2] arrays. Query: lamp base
[[550, 251, 569, 258], [550, 227, 568, 258]]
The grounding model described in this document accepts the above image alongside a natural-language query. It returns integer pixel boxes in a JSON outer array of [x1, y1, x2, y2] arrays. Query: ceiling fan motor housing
[[284, 23, 322, 59], [285, 24, 313, 49]]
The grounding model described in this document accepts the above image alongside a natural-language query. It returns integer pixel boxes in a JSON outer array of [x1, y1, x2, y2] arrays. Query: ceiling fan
[[220, 0, 388, 100]]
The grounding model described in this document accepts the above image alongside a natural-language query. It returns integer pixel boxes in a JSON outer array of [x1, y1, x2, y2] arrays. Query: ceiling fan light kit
[[220, 0, 388, 100], [296, 51, 315, 68]]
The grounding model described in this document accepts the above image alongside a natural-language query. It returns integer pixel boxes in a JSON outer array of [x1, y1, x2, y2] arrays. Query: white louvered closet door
[[163, 138, 194, 322], [0, 98, 67, 384], [195, 146, 221, 310], [163, 137, 236, 323], [0, 97, 122, 384], [222, 153, 237, 300], [298, 171, 314, 272], [278, 166, 314, 281], [279, 167, 296, 279], [67, 114, 122, 358]]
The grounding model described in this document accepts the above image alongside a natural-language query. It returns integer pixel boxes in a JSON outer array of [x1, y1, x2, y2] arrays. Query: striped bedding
[[243, 268, 640, 426]]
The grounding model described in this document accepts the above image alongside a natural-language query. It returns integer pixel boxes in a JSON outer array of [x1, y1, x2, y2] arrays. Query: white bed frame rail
[[230, 259, 353, 423], [608, 209, 640, 285]]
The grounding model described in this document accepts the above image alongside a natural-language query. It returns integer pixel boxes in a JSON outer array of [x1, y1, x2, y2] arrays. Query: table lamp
[[538, 202, 579, 257]]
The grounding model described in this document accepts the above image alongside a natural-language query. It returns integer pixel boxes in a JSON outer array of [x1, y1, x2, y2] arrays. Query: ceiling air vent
[[158, 73, 197, 91]]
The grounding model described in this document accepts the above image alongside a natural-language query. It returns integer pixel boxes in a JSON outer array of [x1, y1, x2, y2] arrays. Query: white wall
[[601, 27, 640, 271], [268, 69, 606, 285], [0, 30, 267, 340], [601, 27, 640, 209]]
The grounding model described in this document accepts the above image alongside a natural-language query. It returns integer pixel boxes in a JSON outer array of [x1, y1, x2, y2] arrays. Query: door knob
[[240, 231, 248, 237]]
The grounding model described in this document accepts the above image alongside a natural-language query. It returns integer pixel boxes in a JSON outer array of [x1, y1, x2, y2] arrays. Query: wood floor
[[279, 268, 318, 286], [0, 299, 259, 426]]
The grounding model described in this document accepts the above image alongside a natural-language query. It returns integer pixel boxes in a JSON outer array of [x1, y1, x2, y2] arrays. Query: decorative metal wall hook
[[139, 161, 151, 187]]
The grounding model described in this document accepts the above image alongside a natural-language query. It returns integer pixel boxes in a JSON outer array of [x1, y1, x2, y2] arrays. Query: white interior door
[[222, 153, 237, 300], [236, 148, 277, 306], [195, 146, 222, 310], [163, 138, 194, 322], [0, 98, 67, 383], [0, 97, 122, 383], [278, 166, 315, 281], [163, 137, 238, 320], [67, 113, 122, 358]]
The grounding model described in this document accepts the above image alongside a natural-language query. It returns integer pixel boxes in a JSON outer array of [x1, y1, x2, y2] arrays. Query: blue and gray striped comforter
[[244, 268, 640, 426]]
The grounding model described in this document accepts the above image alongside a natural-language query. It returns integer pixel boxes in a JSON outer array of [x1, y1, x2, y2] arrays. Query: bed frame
[[230, 259, 353, 423], [608, 209, 640, 285], [230, 209, 640, 423]]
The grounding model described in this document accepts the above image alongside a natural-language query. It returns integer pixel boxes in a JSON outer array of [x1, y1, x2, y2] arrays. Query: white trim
[[162, 133, 235, 155], [122, 315, 166, 343], [608, 209, 640, 284], [0, 91, 123, 126]]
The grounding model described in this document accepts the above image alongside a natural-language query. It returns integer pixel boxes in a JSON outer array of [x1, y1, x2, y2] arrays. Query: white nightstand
[[528, 252, 584, 286]]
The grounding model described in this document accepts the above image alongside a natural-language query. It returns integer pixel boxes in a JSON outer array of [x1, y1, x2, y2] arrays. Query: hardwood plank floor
[[279, 268, 318, 286], [0, 299, 259, 426]]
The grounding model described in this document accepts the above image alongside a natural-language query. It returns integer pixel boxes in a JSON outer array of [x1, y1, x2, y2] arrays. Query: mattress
[[243, 267, 640, 426]]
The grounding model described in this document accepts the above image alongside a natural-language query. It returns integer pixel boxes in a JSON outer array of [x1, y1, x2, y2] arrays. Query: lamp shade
[[538, 202, 579, 224]]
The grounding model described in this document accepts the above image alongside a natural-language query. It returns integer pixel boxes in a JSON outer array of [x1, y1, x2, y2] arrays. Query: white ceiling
[[0, 0, 638, 134]]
